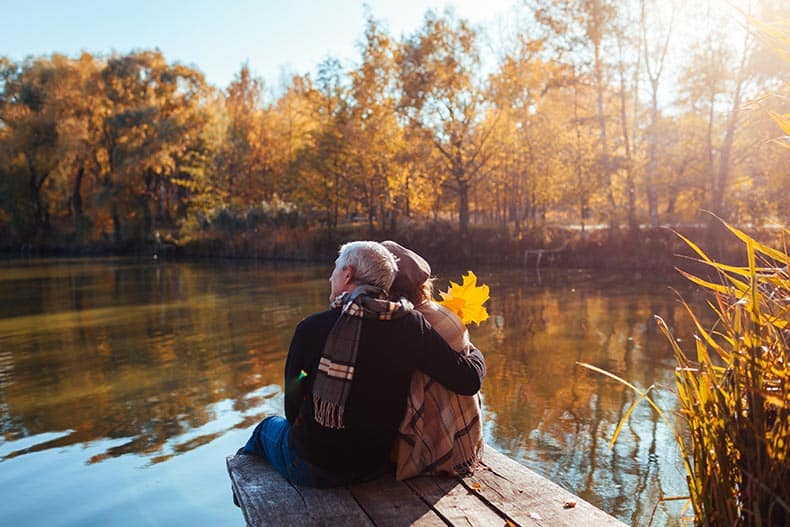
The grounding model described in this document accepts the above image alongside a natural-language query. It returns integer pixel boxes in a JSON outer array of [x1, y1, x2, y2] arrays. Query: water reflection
[[0, 259, 327, 467], [472, 268, 704, 525], [0, 259, 707, 526]]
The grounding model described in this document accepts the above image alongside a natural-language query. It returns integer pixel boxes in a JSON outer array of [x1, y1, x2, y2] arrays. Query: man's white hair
[[336, 241, 398, 291]]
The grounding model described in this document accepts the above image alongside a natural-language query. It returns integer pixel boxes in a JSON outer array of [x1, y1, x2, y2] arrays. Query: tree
[[219, 64, 267, 205], [488, 36, 561, 232], [290, 58, 354, 232], [397, 9, 498, 239], [532, 0, 623, 227], [270, 73, 318, 205], [95, 51, 209, 244], [640, 0, 674, 228], [612, 11, 641, 233], [347, 15, 409, 233], [0, 57, 61, 240]]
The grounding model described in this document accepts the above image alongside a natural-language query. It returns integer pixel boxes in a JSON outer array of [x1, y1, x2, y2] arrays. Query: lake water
[[0, 258, 707, 526]]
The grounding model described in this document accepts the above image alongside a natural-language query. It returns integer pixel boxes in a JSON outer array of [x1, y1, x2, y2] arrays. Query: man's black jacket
[[284, 307, 485, 483]]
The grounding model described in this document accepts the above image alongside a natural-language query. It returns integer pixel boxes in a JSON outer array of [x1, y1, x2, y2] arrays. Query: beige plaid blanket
[[395, 302, 484, 480]]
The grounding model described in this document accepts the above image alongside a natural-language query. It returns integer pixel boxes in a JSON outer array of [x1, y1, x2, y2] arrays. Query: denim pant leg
[[242, 416, 318, 486]]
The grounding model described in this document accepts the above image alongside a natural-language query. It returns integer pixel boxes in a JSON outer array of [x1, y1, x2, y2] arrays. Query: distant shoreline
[[4, 223, 782, 273]]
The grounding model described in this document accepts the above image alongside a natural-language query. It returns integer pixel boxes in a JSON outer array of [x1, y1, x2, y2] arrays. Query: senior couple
[[239, 240, 485, 487]]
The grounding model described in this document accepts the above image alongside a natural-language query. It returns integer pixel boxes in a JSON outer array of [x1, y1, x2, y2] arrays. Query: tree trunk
[[27, 158, 49, 234], [388, 206, 397, 234], [330, 163, 340, 233], [72, 165, 85, 238], [572, 80, 587, 235], [142, 199, 152, 240], [617, 50, 637, 236], [72, 166, 84, 219], [458, 180, 470, 239], [368, 199, 376, 237], [621, 118, 637, 234], [112, 202, 122, 245], [709, 68, 746, 222], [646, 83, 660, 227], [640, 0, 673, 228], [594, 36, 614, 227], [404, 174, 411, 219], [706, 23, 750, 258]]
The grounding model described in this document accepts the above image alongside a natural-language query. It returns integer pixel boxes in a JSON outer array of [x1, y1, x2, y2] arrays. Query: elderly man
[[239, 241, 486, 487]]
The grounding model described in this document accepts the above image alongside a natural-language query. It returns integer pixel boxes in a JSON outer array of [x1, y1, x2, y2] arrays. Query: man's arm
[[415, 322, 486, 395], [283, 321, 309, 424], [283, 311, 339, 423]]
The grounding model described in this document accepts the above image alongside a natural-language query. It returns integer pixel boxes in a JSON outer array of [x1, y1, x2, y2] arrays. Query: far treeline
[[0, 2, 787, 267]]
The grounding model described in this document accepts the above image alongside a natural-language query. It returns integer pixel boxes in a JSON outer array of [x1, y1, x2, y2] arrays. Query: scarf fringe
[[313, 395, 345, 429]]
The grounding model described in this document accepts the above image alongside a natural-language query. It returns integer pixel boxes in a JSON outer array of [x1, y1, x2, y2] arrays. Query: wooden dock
[[227, 445, 628, 526]]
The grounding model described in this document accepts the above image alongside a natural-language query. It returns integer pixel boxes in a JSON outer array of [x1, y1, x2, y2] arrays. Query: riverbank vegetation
[[585, 223, 789, 525], [1, 2, 787, 267], [662, 225, 788, 526]]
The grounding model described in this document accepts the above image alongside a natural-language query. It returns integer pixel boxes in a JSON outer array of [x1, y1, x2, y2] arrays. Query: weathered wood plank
[[227, 455, 306, 526], [405, 475, 507, 526], [295, 486, 376, 527], [349, 477, 448, 527], [459, 447, 627, 526], [227, 444, 628, 527], [227, 455, 374, 526]]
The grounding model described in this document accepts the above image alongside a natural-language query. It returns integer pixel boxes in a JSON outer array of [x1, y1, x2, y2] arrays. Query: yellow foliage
[[769, 111, 790, 136], [438, 271, 490, 325], [581, 219, 790, 526]]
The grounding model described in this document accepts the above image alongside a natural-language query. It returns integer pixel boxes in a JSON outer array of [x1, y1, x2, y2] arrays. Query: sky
[[2, 0, 519, 90]]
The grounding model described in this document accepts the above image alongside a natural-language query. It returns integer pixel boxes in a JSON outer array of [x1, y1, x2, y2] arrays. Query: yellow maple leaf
[[438, 271, 490, 325]]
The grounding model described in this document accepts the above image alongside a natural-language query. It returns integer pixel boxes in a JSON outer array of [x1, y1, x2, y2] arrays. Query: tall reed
[[580, 222, 789, 526]]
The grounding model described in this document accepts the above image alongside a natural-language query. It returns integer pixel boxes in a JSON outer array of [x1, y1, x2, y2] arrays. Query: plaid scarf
[[313, 285, 413, 429]]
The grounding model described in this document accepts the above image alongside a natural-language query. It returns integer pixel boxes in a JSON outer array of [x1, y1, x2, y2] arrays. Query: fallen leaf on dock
[[563, 500, 576, 509], [471, 482, 481, 490]]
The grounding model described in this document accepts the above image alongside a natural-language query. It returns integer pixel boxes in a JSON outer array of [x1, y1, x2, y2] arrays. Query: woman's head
[[381, 240, 433, 304]]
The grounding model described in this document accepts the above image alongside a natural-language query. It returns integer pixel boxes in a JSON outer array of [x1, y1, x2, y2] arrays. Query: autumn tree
[[290, 58, 354, 232], [488, 35, 562, 232], [0, 57, 62, 240], [612, 1, 642, 233], [270, 73, 318, 204], [345, 15, 406, 233], [397, 9, 499, 239], [92, 51, 209, 244], [1, 2, 786, 256], [677, 3, 766, 231], [218, 64, 268, 206], [653, 113, 708, 222], [533, 0, 625, 227], [639, 0, 674, 228]]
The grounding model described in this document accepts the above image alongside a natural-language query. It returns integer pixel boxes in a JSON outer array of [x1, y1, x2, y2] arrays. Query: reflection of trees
[[0, 260, 328, 463], [1, 263, 709, 525], [475, 271, 704, 525]]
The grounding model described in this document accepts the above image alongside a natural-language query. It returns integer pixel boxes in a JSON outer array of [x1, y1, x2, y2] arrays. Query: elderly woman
[[381, 241, 484, 479]]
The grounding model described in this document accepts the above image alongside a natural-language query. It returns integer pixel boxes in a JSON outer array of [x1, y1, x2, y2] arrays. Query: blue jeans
[[241, 416, 342, 487]]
